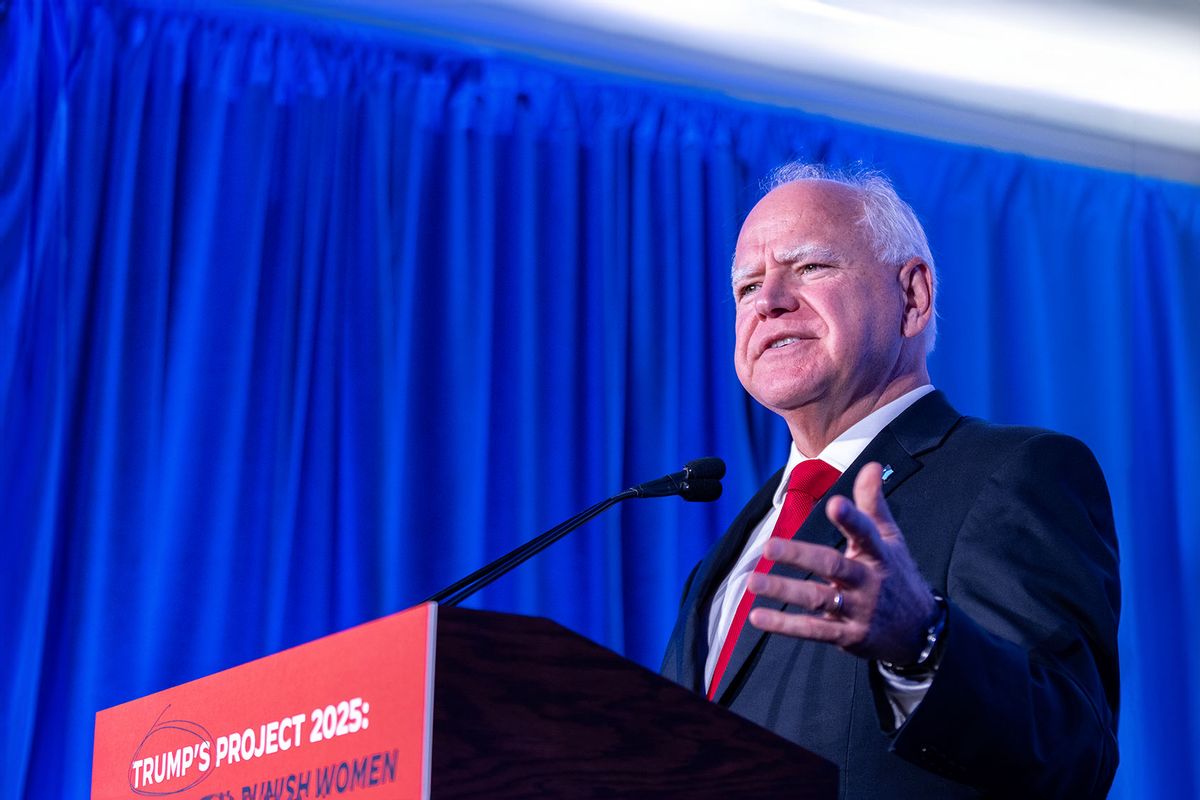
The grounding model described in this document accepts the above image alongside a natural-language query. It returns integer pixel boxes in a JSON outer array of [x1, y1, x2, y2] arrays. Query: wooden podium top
[[434, 607, 836, 799]]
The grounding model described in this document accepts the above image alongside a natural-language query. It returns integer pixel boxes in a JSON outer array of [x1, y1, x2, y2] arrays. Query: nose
[[754, 271, 800, 318]]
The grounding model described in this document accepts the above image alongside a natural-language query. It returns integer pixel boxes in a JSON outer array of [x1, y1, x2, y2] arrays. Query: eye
[[799, 262, 831, 274], [735, 282, 761, 300]]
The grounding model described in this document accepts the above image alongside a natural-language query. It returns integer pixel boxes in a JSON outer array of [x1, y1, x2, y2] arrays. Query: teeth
[[769, 337, 799, 349]]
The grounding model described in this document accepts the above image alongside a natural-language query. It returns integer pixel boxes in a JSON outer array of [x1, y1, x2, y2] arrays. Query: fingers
[[746, 571, 846, 615], [761, 538, 869, 586], [852, 462, 900, 538], [748, 606, 863, 647], [825, 494, 886, 560], [746, 463, 922, 659], [824, 462, 903, 559]]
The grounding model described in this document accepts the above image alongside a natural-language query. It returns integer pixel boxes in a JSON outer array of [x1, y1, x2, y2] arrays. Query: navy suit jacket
[[661, 391, 1120, 798]]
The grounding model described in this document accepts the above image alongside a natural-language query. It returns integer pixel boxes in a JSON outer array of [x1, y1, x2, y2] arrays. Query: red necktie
[[707, 459, 842, 700]]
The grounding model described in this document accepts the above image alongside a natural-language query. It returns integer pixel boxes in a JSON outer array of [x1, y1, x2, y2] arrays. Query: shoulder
[[888, 389, 1108, 486], [939, 419, 1118, 590], [891, 391, 1103, 474], [945, 417, 1108, 486], [889, 397, 1114, 542]]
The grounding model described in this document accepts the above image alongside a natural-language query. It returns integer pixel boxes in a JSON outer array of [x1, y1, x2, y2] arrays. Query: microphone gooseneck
[[424, 457, 726, 607]]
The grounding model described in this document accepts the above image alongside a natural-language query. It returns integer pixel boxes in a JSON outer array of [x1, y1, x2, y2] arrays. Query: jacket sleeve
[[888, 433, 1121, 798]]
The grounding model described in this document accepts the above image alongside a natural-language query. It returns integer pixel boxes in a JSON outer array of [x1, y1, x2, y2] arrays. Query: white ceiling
[[243, 0, 1200, 182]]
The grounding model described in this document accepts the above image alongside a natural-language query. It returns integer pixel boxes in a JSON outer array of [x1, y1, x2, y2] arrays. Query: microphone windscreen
[[684, 457, 726, 481], [681, 478, 723, 502]]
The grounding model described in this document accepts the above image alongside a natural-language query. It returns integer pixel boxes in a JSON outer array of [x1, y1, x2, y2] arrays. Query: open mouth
[[767, 337, 801, 350]]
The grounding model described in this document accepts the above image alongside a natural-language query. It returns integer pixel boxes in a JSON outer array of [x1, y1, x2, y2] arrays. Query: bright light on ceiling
[[248, 0, 1200, 181]]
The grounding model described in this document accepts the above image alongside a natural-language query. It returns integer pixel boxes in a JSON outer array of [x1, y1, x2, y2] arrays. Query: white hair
[[764, 162, 939, 350]]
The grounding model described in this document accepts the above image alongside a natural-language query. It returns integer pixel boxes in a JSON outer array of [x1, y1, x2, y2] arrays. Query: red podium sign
[[92, 604, 437, 800]]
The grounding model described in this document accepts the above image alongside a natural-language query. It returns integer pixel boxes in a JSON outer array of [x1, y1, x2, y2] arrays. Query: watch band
[[880, 591, 948, 678]]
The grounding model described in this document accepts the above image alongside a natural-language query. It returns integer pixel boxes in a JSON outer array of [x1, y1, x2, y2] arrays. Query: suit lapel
[[672, 469, 781, 692], [710, 391, 962, 704]]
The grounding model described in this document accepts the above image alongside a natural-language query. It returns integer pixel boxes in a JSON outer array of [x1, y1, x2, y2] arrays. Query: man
[[661, 164, 1120, 798]]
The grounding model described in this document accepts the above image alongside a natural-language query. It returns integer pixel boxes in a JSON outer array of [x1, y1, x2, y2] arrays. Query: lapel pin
[[881, 464, 894, 482]]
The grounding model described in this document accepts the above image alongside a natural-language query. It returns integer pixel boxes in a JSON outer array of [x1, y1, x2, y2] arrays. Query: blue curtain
[[3, 1, 1197, 796]]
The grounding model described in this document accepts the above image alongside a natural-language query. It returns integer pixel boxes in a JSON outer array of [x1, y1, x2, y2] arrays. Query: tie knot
[[786, 459, 842, 501]]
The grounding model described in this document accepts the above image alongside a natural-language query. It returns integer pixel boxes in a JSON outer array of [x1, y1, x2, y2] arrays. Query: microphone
[[629, 457, 726, 501], [425, 457, 726, 607]]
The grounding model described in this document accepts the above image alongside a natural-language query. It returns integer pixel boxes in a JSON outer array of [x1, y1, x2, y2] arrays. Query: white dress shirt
[[704, 385, 936, 724]]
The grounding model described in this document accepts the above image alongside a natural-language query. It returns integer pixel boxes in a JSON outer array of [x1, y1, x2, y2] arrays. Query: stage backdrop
[[3, 1, 1198, 797]]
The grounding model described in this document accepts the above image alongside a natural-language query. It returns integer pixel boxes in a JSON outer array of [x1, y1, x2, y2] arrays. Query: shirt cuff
[[878, 662, 934, 728]]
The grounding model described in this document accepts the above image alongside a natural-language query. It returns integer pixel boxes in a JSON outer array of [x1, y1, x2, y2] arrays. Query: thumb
[[853, 462, 901, 540]]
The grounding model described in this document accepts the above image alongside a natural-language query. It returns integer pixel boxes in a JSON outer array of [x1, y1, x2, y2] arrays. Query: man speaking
[[661, 164, 1120, 798]]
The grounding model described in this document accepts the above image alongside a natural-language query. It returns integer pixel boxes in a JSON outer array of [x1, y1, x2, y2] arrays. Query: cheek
[[828, 288, 891, 342], [733, 312, 754, 351], [732, 315, 757, 379], [841, 302, 901, 362]]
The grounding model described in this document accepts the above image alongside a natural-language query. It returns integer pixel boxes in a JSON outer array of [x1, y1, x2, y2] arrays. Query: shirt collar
[[771, 385, 935, 509]]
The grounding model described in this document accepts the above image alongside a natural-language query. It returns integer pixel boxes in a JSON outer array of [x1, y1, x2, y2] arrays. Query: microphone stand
[[424, 458, 724, 607], [425, 489, 637, 607]]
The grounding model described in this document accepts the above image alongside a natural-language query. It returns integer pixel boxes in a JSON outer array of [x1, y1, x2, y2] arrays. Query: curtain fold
[[3, 1, 1198, 796]]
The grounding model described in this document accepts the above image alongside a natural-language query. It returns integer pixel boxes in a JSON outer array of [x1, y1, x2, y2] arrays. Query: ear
[[898, 257, 934, 339]]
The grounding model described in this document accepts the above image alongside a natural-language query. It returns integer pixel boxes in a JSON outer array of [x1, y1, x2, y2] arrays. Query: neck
[[782, 369, 929, 458]]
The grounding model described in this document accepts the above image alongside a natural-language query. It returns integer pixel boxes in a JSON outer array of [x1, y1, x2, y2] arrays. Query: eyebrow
[[774, 243, 839, 264], [730, 243, 841, 284]]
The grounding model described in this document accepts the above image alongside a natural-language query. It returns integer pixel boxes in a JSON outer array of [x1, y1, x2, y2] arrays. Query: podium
[[93, 604, 836, 799]]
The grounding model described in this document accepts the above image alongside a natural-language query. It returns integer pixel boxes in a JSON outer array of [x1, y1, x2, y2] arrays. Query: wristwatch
[[880, 591, 949, 678]]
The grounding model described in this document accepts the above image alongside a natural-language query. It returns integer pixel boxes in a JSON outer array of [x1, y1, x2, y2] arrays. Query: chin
[[746, 380, 827, 415], [741, 355, 825, 396]]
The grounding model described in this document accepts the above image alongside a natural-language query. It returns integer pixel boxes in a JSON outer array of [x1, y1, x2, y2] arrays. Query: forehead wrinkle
[[730, 241, 841, 282]]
